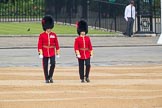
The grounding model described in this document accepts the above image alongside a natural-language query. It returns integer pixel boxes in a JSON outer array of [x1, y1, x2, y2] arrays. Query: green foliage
[[108, 0, 116, 3], [153, 0, 160, 16], [154, 0, 160, 7], [0, 0, 45, 17]]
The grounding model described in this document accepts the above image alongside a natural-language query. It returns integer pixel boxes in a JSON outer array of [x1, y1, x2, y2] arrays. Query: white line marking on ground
[[1, 72, 162, 77], [0, 79, 162, 86], [0, 95, 162, 102], [0, 91, 88, 94]]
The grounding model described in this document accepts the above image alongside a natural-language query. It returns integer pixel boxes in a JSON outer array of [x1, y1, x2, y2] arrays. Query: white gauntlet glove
[[56, 54, 60, 58], [56, 50, 60, 58], [75, 50, 81, 58], [77, 54, 81, 58], [90, 50, 93, 58], [38, 50, 43, 59], [39, 54, 43, 59]]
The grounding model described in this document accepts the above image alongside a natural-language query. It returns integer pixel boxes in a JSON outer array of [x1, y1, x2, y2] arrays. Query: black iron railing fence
[[45, 0, 127, 32], [0, 0, 44, 22], [0, 0, 161, 34]]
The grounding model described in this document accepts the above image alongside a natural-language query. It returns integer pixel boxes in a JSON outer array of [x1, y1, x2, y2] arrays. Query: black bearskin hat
[[42, 15, 54, 31], [77, 20, 88, 35]]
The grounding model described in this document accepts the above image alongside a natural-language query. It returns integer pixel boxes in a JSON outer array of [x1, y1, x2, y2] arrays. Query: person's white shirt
[[124, 4, 135, 21]]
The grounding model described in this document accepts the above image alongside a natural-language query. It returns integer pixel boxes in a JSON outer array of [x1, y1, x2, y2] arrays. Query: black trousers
[[78, 58, 91, 80], [42, 56, 55, 80], [126, 18, 134, 37]]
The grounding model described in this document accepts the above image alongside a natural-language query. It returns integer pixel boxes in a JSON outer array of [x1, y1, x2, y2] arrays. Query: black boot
[[81, 79, 85, 83], [85, 78, 90, 83], [45, 80, 49, 83], [49, 77, 53, 83]]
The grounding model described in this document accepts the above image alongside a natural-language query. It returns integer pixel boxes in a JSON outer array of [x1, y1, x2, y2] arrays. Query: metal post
[[150, 0, 153, 32], [98, 0, 101, 28], [87, 0, 89, 22], [157, 0, 162, 44], [137, 0, 141, 33], [161, 0, 162, 34]]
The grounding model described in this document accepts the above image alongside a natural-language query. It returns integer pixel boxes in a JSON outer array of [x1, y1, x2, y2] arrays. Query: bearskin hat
[[42, 15, 54, 31], [77, 20, 88, 35]]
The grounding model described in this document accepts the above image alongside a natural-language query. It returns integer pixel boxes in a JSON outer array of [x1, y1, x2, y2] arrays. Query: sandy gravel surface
[[0, 65, 162, 108]]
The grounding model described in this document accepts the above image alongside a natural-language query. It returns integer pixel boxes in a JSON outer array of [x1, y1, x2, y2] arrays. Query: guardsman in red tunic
[[74, 20, 93, 83], [38, 15, 60, 83]]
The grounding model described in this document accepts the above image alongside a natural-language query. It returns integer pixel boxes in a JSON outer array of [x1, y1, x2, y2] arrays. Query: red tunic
[[74, 36, 93, 59], [38, 32, 60, 57]]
